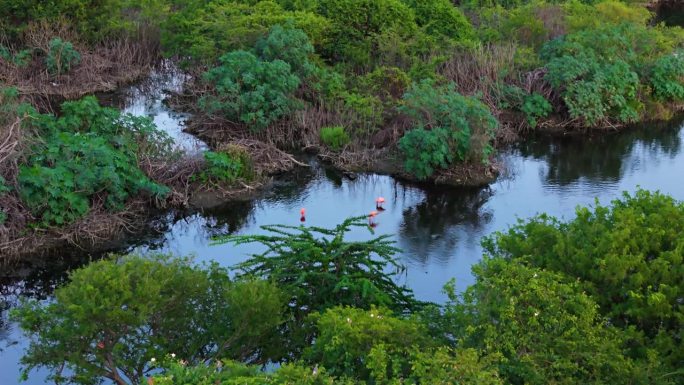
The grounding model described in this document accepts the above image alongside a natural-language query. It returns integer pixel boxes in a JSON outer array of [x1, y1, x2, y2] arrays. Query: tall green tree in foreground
[[12, 255, 284, 385], [214, 216, 419, 317], [213, 216, 420, 359]]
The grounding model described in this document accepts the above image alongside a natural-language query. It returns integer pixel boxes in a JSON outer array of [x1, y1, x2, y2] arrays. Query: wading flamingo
[[368, 210, 378, 227]]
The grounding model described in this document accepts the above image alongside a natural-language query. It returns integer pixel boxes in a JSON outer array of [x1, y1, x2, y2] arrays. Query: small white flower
[[346, 317, 352, 323], [534, 312, 539, 317], [150, 357, 156, 363], [533, 273, 538, 278], [370, 313, 375, 318]]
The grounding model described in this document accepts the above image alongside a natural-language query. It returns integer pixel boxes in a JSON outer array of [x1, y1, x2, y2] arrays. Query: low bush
[[649, 52, 684, 102], [521, 92, 552, 128], [17, 97, 170, 227], [542, 25, 643, 125], [195, 147, 253, 186], [45, 38, 81, 76], [200, 50, 301, 130], [152, 358, 346, 385], [398, 80, 497, 179], [320, 126, 350, 151]]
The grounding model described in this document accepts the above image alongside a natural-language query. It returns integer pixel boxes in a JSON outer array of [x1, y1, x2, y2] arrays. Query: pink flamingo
[[375, 197, 386, 211], [368, 210, 378, 227], [300, 208, 306, 222]]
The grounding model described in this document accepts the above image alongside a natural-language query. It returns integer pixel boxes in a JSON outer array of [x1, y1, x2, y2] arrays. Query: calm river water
[[1, 72, 683, 384]]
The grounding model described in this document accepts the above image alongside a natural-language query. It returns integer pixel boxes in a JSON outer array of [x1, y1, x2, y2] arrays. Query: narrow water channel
[[2, 75, 684, 384]]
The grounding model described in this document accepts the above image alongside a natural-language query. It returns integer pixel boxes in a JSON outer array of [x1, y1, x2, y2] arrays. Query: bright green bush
[[342, 92, 384, 131], [444, 258, 645, 385], [46, 38, 81, 76], [402, 0, 474, 41], [306, 306, 432, 379], [542, 25, 643, 125], [649, 52, 684, 101], [565, 1, 652, 32], [152, 358, 349, 385], [398, 127, 452, 180], [17, 97, 170, 227], [12, 255, 285, 385], [521, 92, 552, 128], [19, 133, 167, 226], [306, 306, 502, 384], [320, 126, 350, 151], [316, 0, 416, 68], [482, 189, 684, 374], [162, 1, 329, 63], [398, 80, 497, 179], [196, 147, 253, 186], [255, 23, 315, 78], [201, 50, 301, 130]]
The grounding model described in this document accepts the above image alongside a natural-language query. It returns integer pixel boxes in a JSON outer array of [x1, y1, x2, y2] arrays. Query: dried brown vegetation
[[0, 20, 160, 102]]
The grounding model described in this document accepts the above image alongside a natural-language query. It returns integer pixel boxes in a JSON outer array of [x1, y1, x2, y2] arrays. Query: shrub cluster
[[398, 81, 497, 179]]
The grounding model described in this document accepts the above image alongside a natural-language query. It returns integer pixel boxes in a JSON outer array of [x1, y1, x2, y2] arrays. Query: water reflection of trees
[[397, 185, 493, 266], [515, 116, 683, 186], [0, 255, 91, 349]]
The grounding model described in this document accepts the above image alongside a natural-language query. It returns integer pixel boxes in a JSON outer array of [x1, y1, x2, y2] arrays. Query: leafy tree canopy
[[12, 255, 285, 385]]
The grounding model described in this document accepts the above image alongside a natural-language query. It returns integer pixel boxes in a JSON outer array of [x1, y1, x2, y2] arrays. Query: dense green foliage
[[214, 216, 419, 317], [650, 52, 684, 102], [162, 1, 329, 63], [153, 358, 346, 385], [304, 306, 502, 384], [482, 189, 684, 377], [521, 93, 553, 128], [320, 126, 350, 151], [199, 24, 319, 130], [201, 50, 301, 130], [12, 255, 285, 385], [446, 260, 638, 385], [17, 97, 170, 227], [542, 25, 642, 124], [195, 147, 253, 186], [398, 81, 497, 179], [0, 0, 170, 42]]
